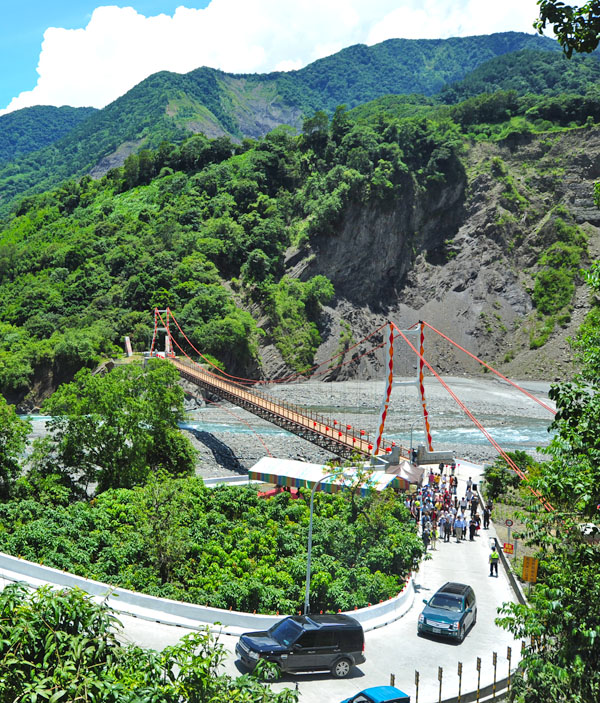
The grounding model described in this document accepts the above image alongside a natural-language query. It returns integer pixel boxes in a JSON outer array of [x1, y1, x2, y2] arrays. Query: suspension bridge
[[148, 308, 557, 509]]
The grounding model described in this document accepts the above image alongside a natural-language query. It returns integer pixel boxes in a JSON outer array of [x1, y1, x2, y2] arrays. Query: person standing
[[469, 518, 477, 541], [455, 515, 464, 542], [489, 545, 500, 576], [422, 526, 431, 551], [430, 522, 438, 550], [444, 513, 452, 542], [483, 504, 491, 529]]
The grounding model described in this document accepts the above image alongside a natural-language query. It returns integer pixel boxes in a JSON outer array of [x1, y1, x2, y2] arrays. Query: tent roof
[[248, 457, 410, 495]]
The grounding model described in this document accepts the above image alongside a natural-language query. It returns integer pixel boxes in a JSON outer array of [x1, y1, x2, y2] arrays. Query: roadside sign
[[522, 555, 539, 583], [505, 519, 514, 527], [503, 542, 514, 554]]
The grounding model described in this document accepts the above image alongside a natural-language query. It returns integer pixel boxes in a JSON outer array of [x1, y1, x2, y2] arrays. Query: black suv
[[418, 582, 477, 642], [236, 614, 365, 678]]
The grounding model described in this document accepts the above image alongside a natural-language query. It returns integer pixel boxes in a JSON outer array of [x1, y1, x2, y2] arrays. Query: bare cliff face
[[275, 126, 600, 382]]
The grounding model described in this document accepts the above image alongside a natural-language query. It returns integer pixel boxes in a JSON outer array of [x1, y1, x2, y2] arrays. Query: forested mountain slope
[[1, 92, 599, 407], [0, 32, 570, 217], [440, 49, 600, 103], [0, 106, 97, 164]]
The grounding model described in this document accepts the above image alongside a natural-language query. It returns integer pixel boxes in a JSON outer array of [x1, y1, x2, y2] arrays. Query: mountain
[[0, 105, 97, 165], [440, 49, 600, 103], [0, 31, 566, 217], [0, 89, 598, 406]]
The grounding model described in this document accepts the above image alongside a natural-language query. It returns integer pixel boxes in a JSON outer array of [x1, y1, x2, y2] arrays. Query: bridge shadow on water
[[187, 429, 247, 475]]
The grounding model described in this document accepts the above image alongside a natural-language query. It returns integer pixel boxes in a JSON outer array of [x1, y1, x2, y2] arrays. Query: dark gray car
[[236, 614, 365, 678]]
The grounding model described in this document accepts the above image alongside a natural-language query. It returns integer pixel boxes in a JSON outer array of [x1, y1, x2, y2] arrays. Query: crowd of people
[[403, 463, 493, 551]]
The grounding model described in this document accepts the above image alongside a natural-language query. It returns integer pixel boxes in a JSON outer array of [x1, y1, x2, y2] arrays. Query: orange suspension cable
[[168, 307, 390, 385], [421, 320, 556, 416], [391, 322, 554, 512]]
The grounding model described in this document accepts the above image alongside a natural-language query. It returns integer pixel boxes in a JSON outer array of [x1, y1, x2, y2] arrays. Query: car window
[[350, 696, 370, 703], [340, 630, 362, 650], [296, 631, 318, 648], [268, 619, 303, 646], [429, 594, 463, 612], [314, 630, 336, 647]]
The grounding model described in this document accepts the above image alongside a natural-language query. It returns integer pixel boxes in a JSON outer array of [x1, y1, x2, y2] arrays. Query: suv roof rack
[[439, 582, 470, 595]]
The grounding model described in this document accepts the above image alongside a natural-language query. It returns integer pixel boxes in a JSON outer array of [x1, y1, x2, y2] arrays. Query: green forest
[[1, 22, 600, 702], [0, 31, 579, 216], [0, 105, 466, 403], [1, 86, 597, 403]]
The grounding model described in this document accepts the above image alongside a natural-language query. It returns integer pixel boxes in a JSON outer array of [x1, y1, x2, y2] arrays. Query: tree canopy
[[0, 395, 30, 500], [496, 260, 600, 702], [536, 1, 600, 56], [0, 582, 298, 703], [40, 359, 196, 494]]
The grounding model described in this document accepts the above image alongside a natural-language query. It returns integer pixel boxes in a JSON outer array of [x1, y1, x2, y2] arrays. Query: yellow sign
[[522, 555, 539, 583], [503, 542, 514, 554]]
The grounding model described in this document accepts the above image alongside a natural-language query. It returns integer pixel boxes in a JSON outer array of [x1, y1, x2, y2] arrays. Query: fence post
[[476, 656, 481, 703], [492, 651, 497, 699], [507, 646, 512, 693], [390, 673, 395, 687], [438, 666, 443, 703], [457, 661, 463, 703], [415, 670, 420, 703]]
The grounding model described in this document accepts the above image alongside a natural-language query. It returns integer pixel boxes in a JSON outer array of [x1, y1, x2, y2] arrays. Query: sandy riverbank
[[183, 376, 556, 478]]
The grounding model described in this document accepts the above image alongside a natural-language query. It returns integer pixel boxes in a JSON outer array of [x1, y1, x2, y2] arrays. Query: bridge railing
[[172, 356, 407, 459]]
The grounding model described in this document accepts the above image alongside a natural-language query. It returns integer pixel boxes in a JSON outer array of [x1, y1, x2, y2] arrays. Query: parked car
[[417, 582, 477, 642], [236, 613, 365, 678], [340, 685, 410, 703]]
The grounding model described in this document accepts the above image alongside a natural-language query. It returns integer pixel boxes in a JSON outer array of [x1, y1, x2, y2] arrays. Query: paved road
[[1, 460, 521, 702], [116, 461, 522, 702]]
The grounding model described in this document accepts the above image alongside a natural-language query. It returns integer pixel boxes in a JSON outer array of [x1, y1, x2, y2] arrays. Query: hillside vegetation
[[2, 86, 600, 403], [0, 105, 97, 165], [0, 32, 574, 217]]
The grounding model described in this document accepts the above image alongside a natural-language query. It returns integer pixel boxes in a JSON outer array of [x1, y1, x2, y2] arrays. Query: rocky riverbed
[[182, 376, 556, 479]]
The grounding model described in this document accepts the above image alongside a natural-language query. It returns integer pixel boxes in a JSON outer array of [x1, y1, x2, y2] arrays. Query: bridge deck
[[170, 357, 406, 461]]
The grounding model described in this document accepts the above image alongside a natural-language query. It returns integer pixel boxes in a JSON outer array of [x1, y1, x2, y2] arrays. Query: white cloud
[[1, 0, 542, 114]]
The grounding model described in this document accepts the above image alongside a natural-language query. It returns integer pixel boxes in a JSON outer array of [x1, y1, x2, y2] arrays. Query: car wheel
[[332, 657, 352, 678], [458, 626, 466, 643]]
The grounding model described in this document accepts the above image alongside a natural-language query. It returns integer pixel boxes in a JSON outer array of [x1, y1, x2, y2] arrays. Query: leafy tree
[[0, 396, 30, 500], [0, 476, 422, 614], [536, 1, 600, 57], [496, 261, 600, 703], [483, 451, 537, 501], [0, 582, 299, 703], [42, 359, 195, 494]]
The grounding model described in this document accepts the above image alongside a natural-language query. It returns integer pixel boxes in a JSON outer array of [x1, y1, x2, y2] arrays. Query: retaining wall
[[0, 552, 414, 634]]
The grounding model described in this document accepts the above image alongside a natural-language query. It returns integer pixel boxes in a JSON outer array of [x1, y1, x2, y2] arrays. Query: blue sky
[[1, 1, 541, 115], [1, 2, 206, 110]]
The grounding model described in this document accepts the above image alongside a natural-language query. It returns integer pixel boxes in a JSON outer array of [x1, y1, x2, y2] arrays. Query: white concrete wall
[[0, 552, 414, 634]]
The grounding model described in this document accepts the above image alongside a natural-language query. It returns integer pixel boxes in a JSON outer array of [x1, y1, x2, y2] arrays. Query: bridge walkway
[[170, 357, 406, 461]]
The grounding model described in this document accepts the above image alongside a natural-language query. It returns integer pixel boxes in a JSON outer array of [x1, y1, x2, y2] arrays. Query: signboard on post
[[522, 555, 539, 583], [503, 542, 514, 554]]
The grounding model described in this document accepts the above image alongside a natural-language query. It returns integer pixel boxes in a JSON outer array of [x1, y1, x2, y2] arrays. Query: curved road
[[116, 461, 522, 702]]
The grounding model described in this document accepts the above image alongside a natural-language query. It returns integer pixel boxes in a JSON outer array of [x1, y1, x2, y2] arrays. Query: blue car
[[340, 685, 410, 703], [417, 582, 477, 642]]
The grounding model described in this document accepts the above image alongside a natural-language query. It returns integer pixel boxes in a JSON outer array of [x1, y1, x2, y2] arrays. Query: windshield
[[429, 594, 463, 612], [268, 619, 303, 646]]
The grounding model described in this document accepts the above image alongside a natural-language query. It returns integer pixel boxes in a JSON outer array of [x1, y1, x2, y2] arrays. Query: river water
[[22, 376, 557, 475]]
